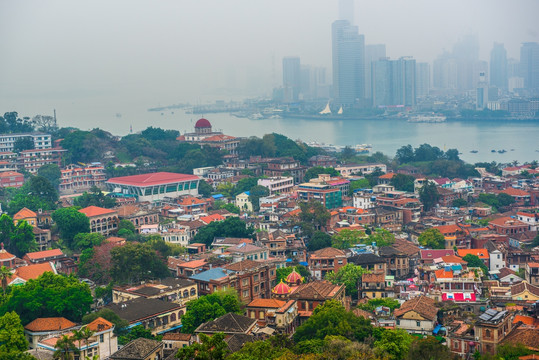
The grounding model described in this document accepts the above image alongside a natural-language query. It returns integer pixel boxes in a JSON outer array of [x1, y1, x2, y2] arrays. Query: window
[[416, 321, 421, 327], [242, 279, 249, 286], [100, 334, 104, 342], [243, 290, 249, 298]]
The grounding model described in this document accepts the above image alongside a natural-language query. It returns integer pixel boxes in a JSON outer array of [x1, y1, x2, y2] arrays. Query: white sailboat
[[337, 106, 343, 115], [319, 102, 332, 115]]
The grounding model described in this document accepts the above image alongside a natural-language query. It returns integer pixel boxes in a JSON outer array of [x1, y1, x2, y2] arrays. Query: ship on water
[[407, 114, 447, 123]]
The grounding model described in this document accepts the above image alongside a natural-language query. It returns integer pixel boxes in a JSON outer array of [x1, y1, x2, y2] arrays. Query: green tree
[[0, 311, 29, 357], [54, 334, 79, 360], [374, 328, 413, 360], [72, 327, 94, 357], [118, 219, 136, 234], [176, 332, 229, 360], [10, 220, 38, 257], [52, 207, 91, 248], [193, 217, 254, 247], [452, 198, 468, 207], [248, 185, 270, 212], [390, 174, 415, 192], [396, 145, 415, 164], [332, 229, 366, 249], [326, 264, 368, 298], [406, 336, 455, 360], [37, 164, 62, 189], [216, 182, 235, 198], [110, 242, 170, 284], [365, 168, 385, 187], [72, 233, 105, 251], [234, 177, 260, 196], [213, 200, 240, 214], [0, 266, 12, 294], [357, 298, 401, 312], [118, 325, 160, 345], [418, 229, 445, 249], [298, 199, 331, 237], [418, 181, 439, 211], [349, 178, 371, 194], [368, 228, 395, 247], [198, 180, 213, 198], [74, 187, 116, 208], [1, 272, 93, 324], [13, 137, 34, 153], [496, 343, 535, 360], [228, 336, 293, 360], [497, 193, 515, 207], [304, 167, 340, 182], [293, 300, 373, 343], [8, 176, 59, 214], [477, 193, 499, 209], [462, 254, 488, 276], [180, 290, 242, 334], [307, 231, 332, 251]]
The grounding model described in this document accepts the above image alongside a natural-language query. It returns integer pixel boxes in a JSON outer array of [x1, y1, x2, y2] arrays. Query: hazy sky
[[1, 0, 538, 117]]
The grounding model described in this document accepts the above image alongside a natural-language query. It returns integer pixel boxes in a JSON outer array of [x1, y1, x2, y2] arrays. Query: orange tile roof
[[79, 206, 117, 217], [202, 134, 236, 142], [0, 248, 15, 260], [24, 317, 76, 332], [489, 217, 528, 227], [0, 171, 22, 178], [247, 298, 286, 308], [178, 196, 206, 206], [14, 262, 56, 281], [513, 315, 539, 327], [435, 268, 454, 279], [378, 173, 396, 179], [13, 207, 37, 220], [178, 259, 207, 268], [85, 317, 114, 332], [310, 247, 346, 258], [527, 263, 539, 268], [199, 213, 225, 224], [441, 255, 467, 264], [434, 224, 462, 235], [501, 188, 530, 197], [25, 249, 64, 260], [457, 249, 489, 259]]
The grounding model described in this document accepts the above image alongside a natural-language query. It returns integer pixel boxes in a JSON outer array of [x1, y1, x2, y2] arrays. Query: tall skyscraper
[[282, 56, 301, 102], [490, 43, 508, 90], [520, 42, 539, 90], [476, 71, 488, 110], [365, 44, 386, 100], [332, 20, 365, 105], [372, 57, 416, 107], [415, 62, 430, 98]]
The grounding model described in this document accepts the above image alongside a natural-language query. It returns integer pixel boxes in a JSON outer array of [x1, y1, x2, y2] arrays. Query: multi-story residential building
[[489, 217, 530, 235], [112, 278, 198, 306], [353, 191, 376, 209], [18, 148, 65, 174], [59, 163, 106, 193], [379, 246, 410, 278], [78, 206, 119, 236], [0, 151, 18, 171], [33, 227, 52, 251], [297, 183, 342, 209], [245, 298, 298, 334], [360, 273, 388, 299], [226, 243, 269, 263], [190, 260, 277, 304], [517, 210, 539, 231], [117, 204, 160, 232], [308, 155, 337, 167], [24, 317, 77, 349], [0, 133, 52, 153], [525, 262, 539, 287], [235, 192, 253, 212], [257, 177, 294, 195], [394, 296, 438, 335], [335, 163, 387, 177], [349, 253, 387, 275], [474, 309, 513, 355], [262, 157, 307, 184], [308, 247, 347, 280], [0, 171, 23, 188], [287, 281, 346, 322]]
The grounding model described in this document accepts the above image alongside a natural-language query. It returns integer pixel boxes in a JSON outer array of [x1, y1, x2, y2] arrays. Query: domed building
[[286, 268, 304, 286], [272, 280, 292, 299], [179, 118, 240, 155]]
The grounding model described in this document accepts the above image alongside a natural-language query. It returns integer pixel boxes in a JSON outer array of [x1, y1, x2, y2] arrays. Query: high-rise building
[[282, 57, 301, 102], [490, 43, 508, 90], [433, 53, 458, 91], [365, 44, 386, 100], [332, 20, 365, 105], [372, 57, 416, 107], [520, 42, 539, 90], [415, 62, 430, 98], [476, 72, 489, 110]]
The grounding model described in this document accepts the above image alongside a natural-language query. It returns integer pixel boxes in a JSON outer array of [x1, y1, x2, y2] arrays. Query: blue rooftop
[[212, 194, 224, 199], [189, 268, 233, 282]]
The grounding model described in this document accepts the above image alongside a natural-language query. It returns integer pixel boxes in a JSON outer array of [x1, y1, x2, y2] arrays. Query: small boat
[[498, 149, 507, 154], [470, 150, 478, 153], [491, 150, 496, 153]]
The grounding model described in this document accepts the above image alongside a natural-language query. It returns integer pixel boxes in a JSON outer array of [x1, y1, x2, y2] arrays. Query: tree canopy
[[110, 242, 170, 284], [332, 229, 366, 249], [192, 217, 254, 247], [180, 290, 242, 334], [0, 214, 37, 257], [326, 264, 368, 298], [463, 254, 488, 275], [419, 181, 439, 211], [73, 186, 116, 208], [0, 311, 29, 358], [418, 229, 445, 249], [1, 272, 93, 324], [304, 166, 340, 182], [52, 207, 91, 248]]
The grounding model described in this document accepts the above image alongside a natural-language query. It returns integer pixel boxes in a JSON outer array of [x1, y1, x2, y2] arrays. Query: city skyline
[[1, 0, 538, 112]]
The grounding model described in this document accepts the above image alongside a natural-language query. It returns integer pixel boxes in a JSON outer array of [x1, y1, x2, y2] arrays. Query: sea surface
[[6, 100, 539, 163]]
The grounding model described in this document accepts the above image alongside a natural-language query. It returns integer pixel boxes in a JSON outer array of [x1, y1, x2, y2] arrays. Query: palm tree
[[53, 334, 79, 360], [72, 327, 94, 358], [0, 266, 12, 294]]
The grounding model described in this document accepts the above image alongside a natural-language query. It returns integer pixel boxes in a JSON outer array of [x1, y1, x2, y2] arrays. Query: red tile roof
[[79, 206, 117, 217], [13, 207, 37, 220], [434, 224, 463, 235], [85, 317, 114, 332], [310, 247, 346, 259], [435, 268, 454, 279], [378, 173, 396, 179], [14, 262, 56, 281], [0, 248, 15, 260], [25, 249, 64, 260], [489, 217, 528, 227], [24, 317, 76, 332], [394, 296, 437, 321], [107, 172, 199, 186], [199, 213, 225, 224], [0, 171, 22, 178], [501, 188, 530, 197], [247, 298, 286, 308]]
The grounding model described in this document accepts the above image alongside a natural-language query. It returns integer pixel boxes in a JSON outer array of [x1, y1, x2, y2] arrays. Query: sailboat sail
[[319, 102, 331, 115], [337, 106, 343, 115]]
